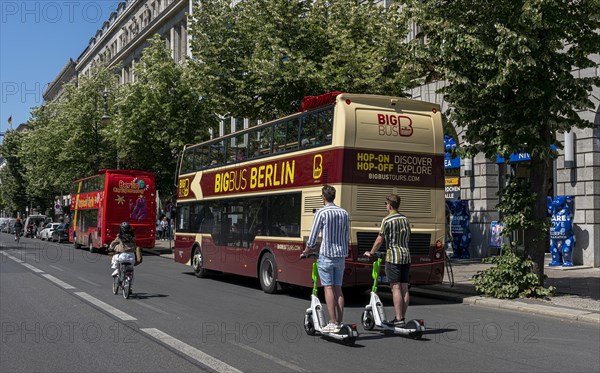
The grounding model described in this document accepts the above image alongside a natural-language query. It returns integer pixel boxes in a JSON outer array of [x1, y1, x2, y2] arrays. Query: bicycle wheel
[[122, 278, 131, 299], [112, 275, 120, 294]]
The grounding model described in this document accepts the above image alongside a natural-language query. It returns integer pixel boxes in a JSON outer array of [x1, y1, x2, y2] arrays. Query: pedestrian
[[156, 217, 163, 240], [301, 185, 349, 333], [160, 216, 169, 240], [13, 217, 23, 241], [364, 194, 411, 326]]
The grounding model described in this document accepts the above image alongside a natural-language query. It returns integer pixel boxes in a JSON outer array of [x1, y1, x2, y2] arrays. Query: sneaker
[[391, 317, 405, 327], [111, 269, 119, 277], [322, 322, 340, 333]]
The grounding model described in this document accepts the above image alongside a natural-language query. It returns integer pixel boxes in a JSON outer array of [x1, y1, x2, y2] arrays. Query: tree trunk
[[524, 154, 551, 284]]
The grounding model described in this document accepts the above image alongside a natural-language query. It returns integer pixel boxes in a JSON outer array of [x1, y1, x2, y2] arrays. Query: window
[[177, 193, 301, 245]]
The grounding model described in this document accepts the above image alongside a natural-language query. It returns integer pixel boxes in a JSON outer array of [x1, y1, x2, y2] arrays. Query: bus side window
[[318, 109, 333, 144], [273, 122, 287, 152], [196, 146, 210, 170]]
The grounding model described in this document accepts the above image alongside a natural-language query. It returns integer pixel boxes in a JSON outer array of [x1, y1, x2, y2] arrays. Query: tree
[[0, 130, 29, 215], [189, 0, 416, 120], [111, 34, 217, 197], [407, 0, 600, 280], [19, 65, 119, 209]]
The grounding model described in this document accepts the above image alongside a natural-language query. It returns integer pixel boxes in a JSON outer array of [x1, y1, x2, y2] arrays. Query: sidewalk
[[411, 254, 600, 324], [145, 242, 599, 324]]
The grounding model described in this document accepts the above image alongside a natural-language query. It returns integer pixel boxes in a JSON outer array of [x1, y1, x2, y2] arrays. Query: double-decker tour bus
[[70, 169, 157, 252], [174, 93, 445, 293]]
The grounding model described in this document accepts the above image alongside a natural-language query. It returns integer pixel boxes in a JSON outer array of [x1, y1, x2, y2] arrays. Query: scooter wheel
[[304, 315, 316, 336], [361, 310, 375, 331], [406, 319, 423, 340], [340, 325, 357, 346]]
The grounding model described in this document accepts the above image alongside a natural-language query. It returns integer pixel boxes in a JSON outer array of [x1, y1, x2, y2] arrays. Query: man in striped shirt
[[302, 185, 349, 333], [364, 194, 411, 326]]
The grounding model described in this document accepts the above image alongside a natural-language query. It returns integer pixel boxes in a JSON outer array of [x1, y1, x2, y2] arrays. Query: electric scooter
[[361, 255, 425, 339], [301, 253, 359, 345]]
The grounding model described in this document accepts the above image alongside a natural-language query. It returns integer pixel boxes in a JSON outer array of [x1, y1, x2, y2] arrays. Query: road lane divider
[[229, 340, 305, 372], [21, 263, 44, 273], [141, 328, 242, 373], [75, 292, 137, 321], [41, 274, 76, 289]]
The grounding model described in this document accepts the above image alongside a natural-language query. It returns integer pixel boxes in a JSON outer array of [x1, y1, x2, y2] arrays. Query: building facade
[[411, 62, 600, 267]]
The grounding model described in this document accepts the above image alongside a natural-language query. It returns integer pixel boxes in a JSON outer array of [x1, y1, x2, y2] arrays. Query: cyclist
[[14, 218, 23, 242], [109, 222, 136, 277]]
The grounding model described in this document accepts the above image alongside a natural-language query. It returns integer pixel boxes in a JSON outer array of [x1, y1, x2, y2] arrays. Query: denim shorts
[[318, 256, 345, 286]]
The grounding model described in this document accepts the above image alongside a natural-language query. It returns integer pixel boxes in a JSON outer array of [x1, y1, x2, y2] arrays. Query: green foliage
[[0, 130, 28, 214], [473, 246, 555, 299], [407, 0, 600, 277], [112, 34, 216, 196], [189, 0, 415, 120], [496, 174, 549, 234]]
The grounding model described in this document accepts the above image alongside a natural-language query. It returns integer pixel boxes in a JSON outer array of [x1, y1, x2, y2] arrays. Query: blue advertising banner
[[547, 196, 575, 267], [489, 221, 505, 249], [446, 200, 471, 259]]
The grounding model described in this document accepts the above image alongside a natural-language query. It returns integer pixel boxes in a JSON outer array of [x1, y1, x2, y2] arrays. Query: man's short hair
[[386, 194, 401, 210], [322, 185, 336, 202]]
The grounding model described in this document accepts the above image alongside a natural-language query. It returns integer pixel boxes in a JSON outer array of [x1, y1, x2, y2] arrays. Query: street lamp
[[101, 88, 110, 126]]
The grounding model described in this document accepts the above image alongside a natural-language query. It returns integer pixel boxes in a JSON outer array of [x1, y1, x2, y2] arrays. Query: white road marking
[[6, 254, 23, 263], [49, 265, 64, 272], [41, 274, 76, 289], [77, 276, 100, 287], [75, 292, 137, 321], [21, 263, 44, 273], [141, 328, 242, 373], [229, 340, 305, 372]]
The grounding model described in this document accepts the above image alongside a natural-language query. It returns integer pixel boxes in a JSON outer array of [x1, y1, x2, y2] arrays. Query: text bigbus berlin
[[174, 93, 446, 293]]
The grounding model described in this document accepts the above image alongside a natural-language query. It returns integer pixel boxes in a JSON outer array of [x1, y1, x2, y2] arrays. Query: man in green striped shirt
[[364, 194, 411, 326]]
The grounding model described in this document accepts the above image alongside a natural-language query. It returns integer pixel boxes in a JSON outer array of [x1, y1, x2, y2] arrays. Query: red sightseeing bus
[[70, 170, 157, 252], [174, 93, 446, 293]]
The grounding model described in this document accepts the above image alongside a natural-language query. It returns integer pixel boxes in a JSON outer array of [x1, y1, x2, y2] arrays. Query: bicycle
[[112, 261, 135, 299]]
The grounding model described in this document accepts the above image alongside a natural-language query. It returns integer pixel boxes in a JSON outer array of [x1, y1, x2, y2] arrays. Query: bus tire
[[89, 236, 97, 253], [192, 246, 208, 278], [74, 240, 81, 250], [259, 252, 278, 294]]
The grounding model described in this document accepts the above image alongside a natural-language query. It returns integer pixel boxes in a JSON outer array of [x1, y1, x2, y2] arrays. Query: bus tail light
[[434, 240, 443, 259]]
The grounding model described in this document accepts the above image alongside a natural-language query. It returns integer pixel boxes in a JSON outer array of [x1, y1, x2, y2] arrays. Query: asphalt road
[[2, 233, 599, 373]]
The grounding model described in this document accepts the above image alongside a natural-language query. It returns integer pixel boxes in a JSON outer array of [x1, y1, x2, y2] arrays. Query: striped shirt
[[306, 203, 349, 258], [379, 211, 411, 264]]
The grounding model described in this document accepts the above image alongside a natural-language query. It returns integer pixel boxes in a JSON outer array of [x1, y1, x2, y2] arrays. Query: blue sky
[[1, 0, 121, 135]]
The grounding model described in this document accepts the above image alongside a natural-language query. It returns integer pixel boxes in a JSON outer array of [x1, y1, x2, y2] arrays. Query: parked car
[[39, 223, 60, 240], [4, 219, 16, 234], [0, 218, 9, 232], [51, 223, 70, 243]]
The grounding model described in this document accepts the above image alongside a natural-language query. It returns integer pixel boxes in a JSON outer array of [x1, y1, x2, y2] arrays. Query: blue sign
[[444, 135, 460, 169], [496, 145, 558, 164]]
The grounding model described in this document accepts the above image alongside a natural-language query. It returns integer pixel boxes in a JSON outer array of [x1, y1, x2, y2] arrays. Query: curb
[[411, 288, 600, 325]]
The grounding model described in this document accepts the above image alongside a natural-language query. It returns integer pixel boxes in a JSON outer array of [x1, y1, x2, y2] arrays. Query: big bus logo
[[313, 154, 323, 179], [377, 114, 413, 137], [178, 177, 191, 198]]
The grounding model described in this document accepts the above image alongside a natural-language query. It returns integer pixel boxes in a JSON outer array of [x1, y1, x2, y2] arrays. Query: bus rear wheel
[[259, 252, 278, 294], [192, 247, 208, 278]]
